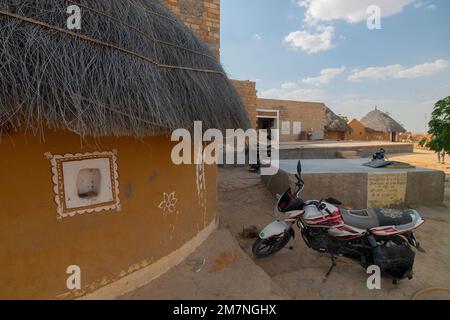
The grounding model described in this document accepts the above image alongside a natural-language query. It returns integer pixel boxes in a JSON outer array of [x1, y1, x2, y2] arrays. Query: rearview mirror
[[297, 160, 302, 175]]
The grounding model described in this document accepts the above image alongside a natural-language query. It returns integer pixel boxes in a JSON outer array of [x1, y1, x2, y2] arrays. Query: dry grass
[[0, 0, 249, 138]]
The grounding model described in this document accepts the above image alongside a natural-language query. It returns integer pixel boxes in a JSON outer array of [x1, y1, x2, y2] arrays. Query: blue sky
[[221, 0, 450, 133]]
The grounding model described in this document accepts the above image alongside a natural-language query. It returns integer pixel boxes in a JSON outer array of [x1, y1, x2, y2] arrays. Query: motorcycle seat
[[341, 208, 418, 230]]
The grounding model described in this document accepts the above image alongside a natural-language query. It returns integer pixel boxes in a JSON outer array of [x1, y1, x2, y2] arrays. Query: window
[[46, 151, 121, 219]]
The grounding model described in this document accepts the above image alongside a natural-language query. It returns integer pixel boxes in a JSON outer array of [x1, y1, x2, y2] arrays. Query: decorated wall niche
[[45, 150, 121, 220]]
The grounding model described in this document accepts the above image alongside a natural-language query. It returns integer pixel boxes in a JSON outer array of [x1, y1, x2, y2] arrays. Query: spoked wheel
[[252, 232, 292, 258]]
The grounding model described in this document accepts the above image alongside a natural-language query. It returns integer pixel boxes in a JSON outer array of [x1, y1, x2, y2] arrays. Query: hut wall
[[163, 0, 221, 59], [0, 129, 217, 299], [257, 99, 326, 142], [346, 119, 368, 141], [325, 131, 346, 141], [366, 131, 391, 141]]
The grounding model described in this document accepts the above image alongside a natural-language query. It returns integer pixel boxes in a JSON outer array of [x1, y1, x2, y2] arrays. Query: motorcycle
[[253, 160, 425, 282]]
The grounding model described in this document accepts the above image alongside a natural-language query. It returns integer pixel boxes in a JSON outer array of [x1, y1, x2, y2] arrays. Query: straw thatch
[[361, 108, 406, 133], [0, 0, 250, 138], [324, 107, 352, 132]]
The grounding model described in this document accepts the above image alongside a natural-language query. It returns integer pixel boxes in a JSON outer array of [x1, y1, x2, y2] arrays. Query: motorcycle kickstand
[[322, 255, 337, 282]]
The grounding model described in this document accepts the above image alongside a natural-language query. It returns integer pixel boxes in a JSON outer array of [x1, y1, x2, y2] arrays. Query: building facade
[[257, 99, 326, 142], [163, 0, 221, 59], [232, 80, 327, 142]]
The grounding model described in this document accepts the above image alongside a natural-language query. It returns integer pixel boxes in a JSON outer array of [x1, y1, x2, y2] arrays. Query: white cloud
[[302, 66, 346, 86], [281, 82, 298, 90], [259, 83, 326, 101], [348, 59, 450, 81], [414, 1, 437, 9], [252, 34, 262, 40], [414, 1, 427, 8], [298, 0, 414, 24], [283, 25, 335, 54], [285, 0, 416, 54]]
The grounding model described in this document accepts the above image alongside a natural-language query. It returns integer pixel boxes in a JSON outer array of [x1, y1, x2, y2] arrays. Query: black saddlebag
[[373, 244, 415, 280]]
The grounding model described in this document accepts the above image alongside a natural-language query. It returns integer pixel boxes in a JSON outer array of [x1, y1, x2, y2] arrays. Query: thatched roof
[[324, 107, 352, 132], [0, 0, 249, 137], [360, 108, 406, 133]]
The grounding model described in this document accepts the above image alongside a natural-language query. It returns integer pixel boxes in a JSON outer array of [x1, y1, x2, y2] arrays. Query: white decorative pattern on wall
[[45, 150, 121, 220], [158, 192, 178, 215]]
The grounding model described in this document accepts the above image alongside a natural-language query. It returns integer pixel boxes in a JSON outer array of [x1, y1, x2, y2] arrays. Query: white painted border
[[77, 218, 218, 300], [45, 150, 121, 220]]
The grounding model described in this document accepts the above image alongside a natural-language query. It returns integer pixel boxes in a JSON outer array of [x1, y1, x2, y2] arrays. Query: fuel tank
[[303, 202, 342, 226]]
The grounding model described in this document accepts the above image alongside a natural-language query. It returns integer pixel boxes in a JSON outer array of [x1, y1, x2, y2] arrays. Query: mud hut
[[324, 107, 352, 140], [345, 118, 369, 141], [360, 108, 406, 142], [0, 0, 248, 299]]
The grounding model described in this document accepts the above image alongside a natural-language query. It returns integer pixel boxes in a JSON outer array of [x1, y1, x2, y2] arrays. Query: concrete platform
[[263, 159, 445, 209], [222, 141, 414, 167], [278, 141, 414, 159]]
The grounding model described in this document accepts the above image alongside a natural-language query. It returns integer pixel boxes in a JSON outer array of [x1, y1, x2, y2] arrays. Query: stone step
[[336, 151, 360, 159]]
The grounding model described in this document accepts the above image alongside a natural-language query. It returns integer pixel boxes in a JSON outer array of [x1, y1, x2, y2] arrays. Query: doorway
[[256, 109, 279, 131], [391, 132, 397, 142], [257, 118, 275, 131]]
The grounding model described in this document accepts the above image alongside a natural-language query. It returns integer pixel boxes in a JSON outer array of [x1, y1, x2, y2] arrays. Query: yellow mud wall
[[0, 129, 217, 299], [346, 119, 368, 141], [366, 131, 391, 141], [325, 131, 345, 141]]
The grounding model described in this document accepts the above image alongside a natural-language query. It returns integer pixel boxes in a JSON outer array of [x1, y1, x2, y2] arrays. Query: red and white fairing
[[302, 202, 366, 240], [301, 202, 425, 240]]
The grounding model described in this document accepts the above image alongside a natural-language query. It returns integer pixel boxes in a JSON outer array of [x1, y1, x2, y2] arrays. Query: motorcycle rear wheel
[[252, 232, 292, 258]]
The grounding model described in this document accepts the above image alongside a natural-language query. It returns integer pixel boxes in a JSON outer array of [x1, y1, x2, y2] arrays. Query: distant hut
[[360, 108, 406, 142], [324, 107, 352, 140], [0, 0, 248, 299], [346, 118, 369, 141]]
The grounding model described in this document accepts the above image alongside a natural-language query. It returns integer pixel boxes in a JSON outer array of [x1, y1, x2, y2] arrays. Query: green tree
[[338, 114, 349, 122], [427, 96, 450, 154]]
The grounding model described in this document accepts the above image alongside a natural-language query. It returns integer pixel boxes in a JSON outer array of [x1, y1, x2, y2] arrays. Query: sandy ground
[[120, 151, 450, 300], [390, 149, 450, 203], [119, 228, 289, 300], [390, 149, 450, 174]]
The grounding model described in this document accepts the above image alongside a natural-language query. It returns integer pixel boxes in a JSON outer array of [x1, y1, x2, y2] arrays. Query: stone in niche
[[179, 0, 204, 17], [77, 168, 102, 199]]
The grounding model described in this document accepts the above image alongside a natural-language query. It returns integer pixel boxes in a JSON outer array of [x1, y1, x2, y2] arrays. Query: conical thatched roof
[[0, 0, 249, 137], [324, 107, 352, 132], [360, 108, 406, 133]]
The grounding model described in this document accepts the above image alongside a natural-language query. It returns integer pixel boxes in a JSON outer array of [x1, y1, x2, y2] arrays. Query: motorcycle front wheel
[[252, 232, 292, 258]]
